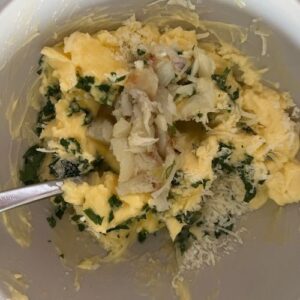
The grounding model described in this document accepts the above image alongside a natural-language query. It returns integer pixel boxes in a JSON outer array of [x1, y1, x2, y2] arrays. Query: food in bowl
[[19, 16, 300, 264]]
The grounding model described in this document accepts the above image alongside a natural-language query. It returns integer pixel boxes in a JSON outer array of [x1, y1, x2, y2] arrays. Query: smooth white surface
[[0, 0, 299, 299]]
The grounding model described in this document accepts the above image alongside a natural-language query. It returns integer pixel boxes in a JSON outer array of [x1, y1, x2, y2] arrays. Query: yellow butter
[[160, 27, 197, 50], [267, 162, 300, 205], [165, 217, 184, 241], [64, 32, 127, 82], [41, 47, 77, 92], [242, 86, 299, 163]]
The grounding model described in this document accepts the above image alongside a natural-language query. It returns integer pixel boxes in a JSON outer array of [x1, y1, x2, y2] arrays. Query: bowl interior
[[0, 0, 300, 299]]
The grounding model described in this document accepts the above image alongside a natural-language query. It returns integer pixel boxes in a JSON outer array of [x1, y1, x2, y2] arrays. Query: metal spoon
[[0, 180, 64, 213]]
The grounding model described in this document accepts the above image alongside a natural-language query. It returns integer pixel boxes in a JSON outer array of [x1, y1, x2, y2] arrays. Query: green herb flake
[[106, 219, 133, 232], [37, 55, 44, 75], [137, 49, 146, 56], [98, 84, 123, 106], [54, 201, 68, 220], [82, 109, 93, 125], [19, 145, 46, 185], [76, 76, 95, 92], [171, 170, 184, 187], [77, 223, 86, 232], [211, 68, 230, 91], [175, 211, 201, 226], [98, 83, 111, 93], [47, 216, 56, 228], [84, 208, 103, 225], [71, 214, 82, 222], [191, 180, 202, 188], [175, 226, 194, 254], [202, 179, 209, 189], [137, 229, 148, 243], [60, 138, 81, 155], [212, 143, 235, 174], [211, 68, 239, 102], [108, 210, 114, 223], [45, 84, 61, 101], [237, 154, 256, 203], [142, 204, 156, 214], [230, 89, 240, 101], [36, 100, 56, 136], [108, 194, 122, 208], [54, 195, 64, 204], [237, 122, 256, 135], [115, 75, 126, 82], [68, 101, 93, 126], [69, 100, 81, 114]]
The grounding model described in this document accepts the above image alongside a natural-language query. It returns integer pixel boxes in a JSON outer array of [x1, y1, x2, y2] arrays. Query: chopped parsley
[[60, 138, 81, 155], [237, 122, 256, 135], [108, 211, 114, 223], [47, 216, 56, 228], [68, 100, 81, 114], [98, 83, 110, 93], [77, 223, 86, 232], [68, 100, 93, 126], [71, 214, 82, 222], [171, 169, 184, 187], [137, 48, 146, 56], [84, 208, 103, 225], [108, 195, 122, 208], [212, 143, 235, 174], [19, 145, 46, 185], [97, 83, 123, 106], [211, 68, 240, 102], [236, 155, 257, 202], [175, 211, 201, 226], [76, 76, 95, 92], [36, 100, 56, 136], [115, 75, 126, 82], [70, 214, 86, 231], [54, 196, 68, 220], [82, 109, 93, 125], [175, 226, 195, 254], [191, 179, 209, 189], [107, 219, 133, 232], [137, 229, 148, 243], [141, 204, 157, 214], [37, 55, 44, 75], [45, 84, 61, 101], [212, 144, 257, 203], [191, 181, 202, 188]]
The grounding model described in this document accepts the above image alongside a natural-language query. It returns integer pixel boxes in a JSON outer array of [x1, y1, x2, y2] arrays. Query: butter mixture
[[19, 17, 300, 260]]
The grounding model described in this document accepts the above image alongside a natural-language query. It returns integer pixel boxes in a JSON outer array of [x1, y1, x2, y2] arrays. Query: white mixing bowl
[[0, 0, 300, 299]]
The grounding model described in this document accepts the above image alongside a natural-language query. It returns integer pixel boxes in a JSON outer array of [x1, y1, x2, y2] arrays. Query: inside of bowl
[[0, 0, 300, 299]]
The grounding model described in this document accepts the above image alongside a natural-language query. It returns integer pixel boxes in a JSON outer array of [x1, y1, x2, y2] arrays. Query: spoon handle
[[0, 180, 64, 213]]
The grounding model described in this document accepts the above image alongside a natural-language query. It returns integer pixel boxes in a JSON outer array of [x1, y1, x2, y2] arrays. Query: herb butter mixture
[[20, 18, 300, 261]]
